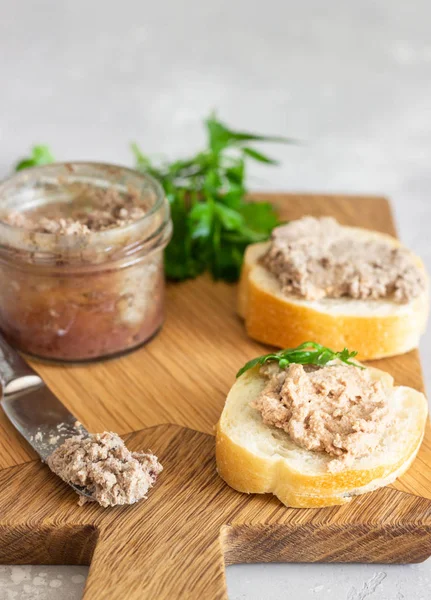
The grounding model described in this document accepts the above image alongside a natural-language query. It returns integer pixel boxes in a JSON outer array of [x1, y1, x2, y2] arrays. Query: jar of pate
[[0, 163, 172, 361]]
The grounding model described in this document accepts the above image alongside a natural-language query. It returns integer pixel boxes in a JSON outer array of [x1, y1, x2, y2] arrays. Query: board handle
[[84, 519, 228, 599], [80, 425, 233, 600]]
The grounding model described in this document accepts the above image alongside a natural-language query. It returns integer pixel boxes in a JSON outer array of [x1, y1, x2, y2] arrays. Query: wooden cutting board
[[1, 194, 431, 600]]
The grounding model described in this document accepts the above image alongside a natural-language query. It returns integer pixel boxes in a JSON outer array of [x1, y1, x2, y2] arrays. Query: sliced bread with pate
[[238, 217, 429, 360], [216, 344, 428, 508]]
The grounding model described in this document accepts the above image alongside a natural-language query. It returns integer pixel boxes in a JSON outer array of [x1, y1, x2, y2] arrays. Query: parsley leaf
[[133, 113, 297, 282], [236, 342, 362, 378], [15, 145, 55, 171]]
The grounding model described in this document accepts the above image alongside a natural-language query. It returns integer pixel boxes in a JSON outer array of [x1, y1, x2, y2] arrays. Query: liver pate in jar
[[0, 163, 172, 361]]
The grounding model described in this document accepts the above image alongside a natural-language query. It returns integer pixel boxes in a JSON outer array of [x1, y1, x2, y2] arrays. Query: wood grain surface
[[0, 194, 430, 599], [1, 425, 431, 600]]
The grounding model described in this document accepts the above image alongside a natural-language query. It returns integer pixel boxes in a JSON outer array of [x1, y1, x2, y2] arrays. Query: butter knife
[[0, 332, 92, 498]]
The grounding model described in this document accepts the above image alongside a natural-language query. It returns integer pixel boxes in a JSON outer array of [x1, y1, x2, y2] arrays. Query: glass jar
[[0, 163, 172, 362]]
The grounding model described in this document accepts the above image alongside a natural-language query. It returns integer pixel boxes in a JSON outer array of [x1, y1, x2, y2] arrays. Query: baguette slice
[[216, 364, 428, 508], [238, 227, 429, 360]]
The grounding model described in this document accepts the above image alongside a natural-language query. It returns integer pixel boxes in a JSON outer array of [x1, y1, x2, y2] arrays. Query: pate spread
[[0, 252, 165, 361], [2, 185, 146, 235], [0, 182, 166, 361], [47, 432, 163, 507], [262, 216, 425, 304], [252, 362, 390, 472]]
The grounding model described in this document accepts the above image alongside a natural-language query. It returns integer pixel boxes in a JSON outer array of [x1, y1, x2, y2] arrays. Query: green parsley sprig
[[15, 145, 55, 171], [236, 342, 362, 378], [132, 114, 296, 282]]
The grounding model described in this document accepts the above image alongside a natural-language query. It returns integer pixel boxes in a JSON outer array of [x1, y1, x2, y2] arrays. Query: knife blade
[[0, 333, 88, 461]]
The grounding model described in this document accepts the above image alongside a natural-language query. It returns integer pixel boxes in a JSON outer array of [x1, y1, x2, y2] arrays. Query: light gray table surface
[[0, 1, 430, 598]]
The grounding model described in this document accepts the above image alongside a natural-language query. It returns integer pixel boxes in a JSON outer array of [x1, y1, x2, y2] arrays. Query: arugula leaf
[[133, 113, 296, 282], [236, 342, 362, 378], [15, 145, 55, 171]]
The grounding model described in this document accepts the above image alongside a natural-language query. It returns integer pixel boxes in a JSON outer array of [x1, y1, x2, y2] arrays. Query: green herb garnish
[[236, 342, 362, 378], [132, 113, 296, 282], [15, 145, 55, 171]]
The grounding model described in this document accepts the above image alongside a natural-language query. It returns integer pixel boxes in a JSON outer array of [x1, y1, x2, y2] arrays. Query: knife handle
[[0, 332, 41, 394]]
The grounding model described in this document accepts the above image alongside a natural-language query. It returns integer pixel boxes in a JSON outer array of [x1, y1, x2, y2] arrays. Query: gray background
[[0, 0, 430, 598]]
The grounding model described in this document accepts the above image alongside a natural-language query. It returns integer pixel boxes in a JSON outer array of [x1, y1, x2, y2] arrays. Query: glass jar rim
[[0, 161, 172, 266], [0, 161, 166, 240]]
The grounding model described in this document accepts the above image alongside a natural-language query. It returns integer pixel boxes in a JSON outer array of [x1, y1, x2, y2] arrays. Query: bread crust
[[238, 235, 429, 360], [215, 367, 428, 508], [216, 422, 424, 508]]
